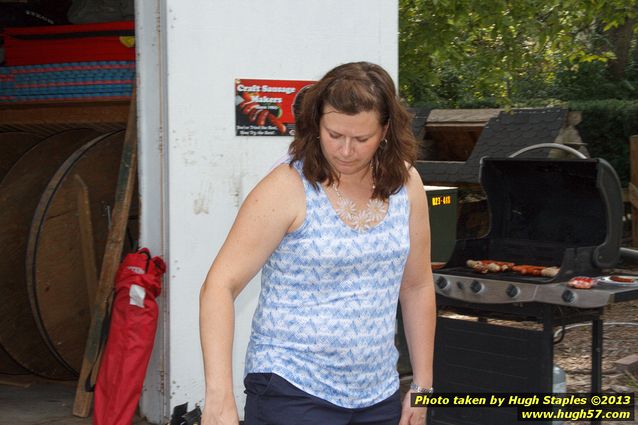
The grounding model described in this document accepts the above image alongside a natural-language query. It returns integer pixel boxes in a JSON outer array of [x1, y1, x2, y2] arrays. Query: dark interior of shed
[[0, 1, 143, 423]]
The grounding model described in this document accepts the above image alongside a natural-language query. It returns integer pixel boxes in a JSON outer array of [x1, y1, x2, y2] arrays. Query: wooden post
[[72, 90, 138, 417], [630, 136, 638, 247], [75, 175, 99, 316]]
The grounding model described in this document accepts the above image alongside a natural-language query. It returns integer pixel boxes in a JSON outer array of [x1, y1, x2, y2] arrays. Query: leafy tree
[[399, 0, 638, 106]]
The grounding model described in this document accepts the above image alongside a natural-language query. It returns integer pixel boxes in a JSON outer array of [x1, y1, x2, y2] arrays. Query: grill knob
[[470, 280, 483, 294], [435, 276, 449, 291], [561, 290, 576, 304], [506, 284, 520, 298], [456, 281, 465, 290]]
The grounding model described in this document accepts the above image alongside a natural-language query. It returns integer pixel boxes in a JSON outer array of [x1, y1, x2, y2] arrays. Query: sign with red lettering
[[235, 78, 315, 136]]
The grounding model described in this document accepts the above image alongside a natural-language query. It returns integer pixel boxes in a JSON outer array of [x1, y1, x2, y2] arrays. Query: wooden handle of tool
[[72, 90, 138, 417]]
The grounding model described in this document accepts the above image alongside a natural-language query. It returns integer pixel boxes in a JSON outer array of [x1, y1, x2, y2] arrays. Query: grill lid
[[445, 157, 624, 278]]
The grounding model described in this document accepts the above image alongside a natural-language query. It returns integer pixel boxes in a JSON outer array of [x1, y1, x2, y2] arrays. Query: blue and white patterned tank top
[[244, 160, 410, 408]]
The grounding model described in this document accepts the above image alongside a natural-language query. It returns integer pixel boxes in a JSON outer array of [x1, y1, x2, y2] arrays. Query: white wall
[[138, 0, 398, 421]]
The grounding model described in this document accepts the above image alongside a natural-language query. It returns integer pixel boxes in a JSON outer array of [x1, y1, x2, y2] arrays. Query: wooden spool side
[[0, 128, 101, 379], [0, 133, 39, 375], [26, 131, 125, 374], [0, 132, 42, 181], [0, 345, 29, 375]]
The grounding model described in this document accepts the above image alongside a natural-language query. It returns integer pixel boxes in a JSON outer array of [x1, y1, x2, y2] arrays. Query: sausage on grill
[[467, 260, 514, 273]]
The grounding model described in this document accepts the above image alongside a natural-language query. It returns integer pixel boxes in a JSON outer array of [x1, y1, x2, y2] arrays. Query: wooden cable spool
[[0, 345, 29, 376], [26, 131, 127, 375], [0, 132, 42, 182], [0, 131, 43, 375], [0, 128, 101, 379]]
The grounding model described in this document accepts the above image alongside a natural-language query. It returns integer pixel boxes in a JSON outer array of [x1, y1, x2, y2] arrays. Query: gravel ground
[[554, 298, 638, 424]]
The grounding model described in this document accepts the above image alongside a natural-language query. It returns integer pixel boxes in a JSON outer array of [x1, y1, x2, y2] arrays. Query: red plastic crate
[[3, 21, 135, 66]]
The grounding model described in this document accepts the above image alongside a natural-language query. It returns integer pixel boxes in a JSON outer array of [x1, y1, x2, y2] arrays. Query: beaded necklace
[[331, 183, 388, 231]]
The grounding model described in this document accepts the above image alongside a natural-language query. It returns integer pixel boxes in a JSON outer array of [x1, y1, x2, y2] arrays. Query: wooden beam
[[631, 136, 638, 247], [426, 108, 501, 124], [0, 100, 129, 137], [72, 91, 137, 417], [0, 100, 129, 126], [74, 175, 99, 317], [630, 183, 638, 210]]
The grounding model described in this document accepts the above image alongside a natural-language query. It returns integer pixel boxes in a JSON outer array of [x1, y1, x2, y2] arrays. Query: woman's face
[[318, 105, 387, 178]]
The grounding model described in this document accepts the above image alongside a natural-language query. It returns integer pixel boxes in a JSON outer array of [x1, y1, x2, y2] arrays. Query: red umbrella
[[93, 248, 166, 425]]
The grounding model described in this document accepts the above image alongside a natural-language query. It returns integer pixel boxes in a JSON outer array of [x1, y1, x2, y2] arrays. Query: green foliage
[[569, 100, 638, 185], [400, 1, 638, 186], [400, 0, 638, 106], [400, 1, 638, 185]]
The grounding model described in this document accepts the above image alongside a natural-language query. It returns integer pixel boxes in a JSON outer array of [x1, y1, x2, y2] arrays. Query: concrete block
[[614, 354, 638, 373]]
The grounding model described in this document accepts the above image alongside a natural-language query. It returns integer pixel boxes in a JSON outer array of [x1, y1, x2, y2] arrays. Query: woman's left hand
[[398, 390, 427, 425]]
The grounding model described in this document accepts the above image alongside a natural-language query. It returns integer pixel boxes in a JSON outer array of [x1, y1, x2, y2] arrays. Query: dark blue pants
[[244, 373, 401, 425]]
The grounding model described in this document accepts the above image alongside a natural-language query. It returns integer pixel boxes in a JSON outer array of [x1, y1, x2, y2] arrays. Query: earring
[[380, 138, 388, 149]]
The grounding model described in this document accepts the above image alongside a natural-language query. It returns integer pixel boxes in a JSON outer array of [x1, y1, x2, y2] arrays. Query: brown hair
[[289, 61, 418, 200]]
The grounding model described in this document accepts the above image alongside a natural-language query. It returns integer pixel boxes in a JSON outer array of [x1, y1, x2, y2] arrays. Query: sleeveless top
[[244, 160, 411, 408]]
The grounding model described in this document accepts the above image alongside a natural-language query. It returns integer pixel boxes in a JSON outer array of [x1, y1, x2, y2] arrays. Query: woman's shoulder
[[400, 162, 422, 187], [250, 162, 306, 211], [239, 162, 306, 234], [272, 159, 304, 180], [405, 163, 422, 181], [404, 164, 426, 201]]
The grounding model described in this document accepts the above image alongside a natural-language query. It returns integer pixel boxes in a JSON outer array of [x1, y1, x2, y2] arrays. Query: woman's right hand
[[201, 401, 240, 425]]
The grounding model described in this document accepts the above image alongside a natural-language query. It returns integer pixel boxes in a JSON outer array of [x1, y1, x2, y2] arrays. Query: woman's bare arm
[[398, 167, 436, 425], [199, 164, 305, 425]]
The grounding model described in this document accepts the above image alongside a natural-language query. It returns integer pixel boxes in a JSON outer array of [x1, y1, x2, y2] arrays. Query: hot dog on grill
[[511, 265, 559, 277], [512, 265, 544, 276], [466, 260, 559, 277], [609, 275, 636, 283], [467, 260, 514, 273], [541, 266, 559, 277]]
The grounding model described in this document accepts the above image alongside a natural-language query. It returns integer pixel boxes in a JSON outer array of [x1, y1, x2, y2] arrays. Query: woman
[[200, 62, 436, 425]]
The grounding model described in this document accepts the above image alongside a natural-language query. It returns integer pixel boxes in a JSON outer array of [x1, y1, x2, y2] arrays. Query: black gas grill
[[424, 148, 638, 425], [433, 155, 633, 308]]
